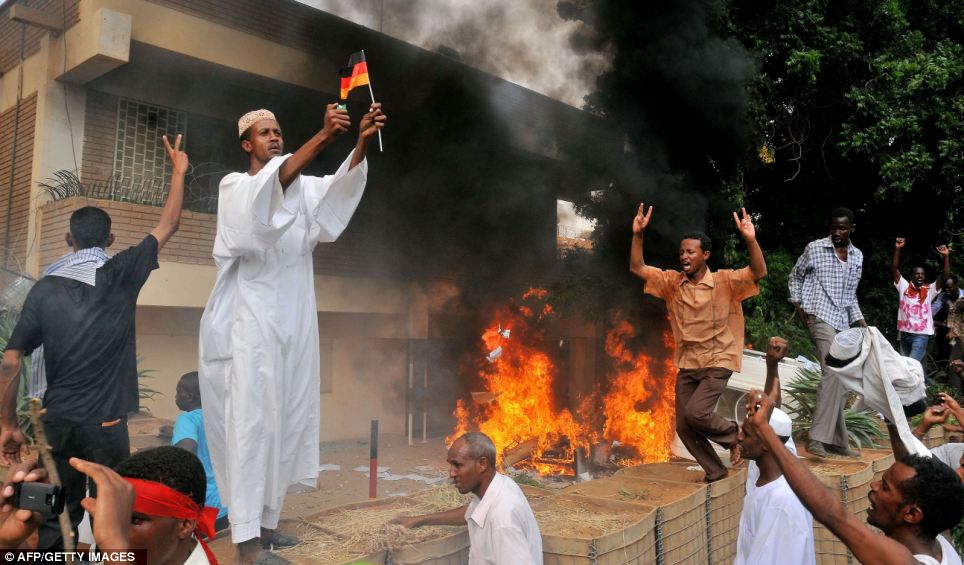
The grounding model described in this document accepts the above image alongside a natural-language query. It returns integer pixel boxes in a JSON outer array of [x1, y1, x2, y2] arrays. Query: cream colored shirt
[[641, 266, 759, 372], [464, 473, 542, 565]]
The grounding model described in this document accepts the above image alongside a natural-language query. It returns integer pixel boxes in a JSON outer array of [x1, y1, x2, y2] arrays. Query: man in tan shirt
[[630, 204, 767, 481]]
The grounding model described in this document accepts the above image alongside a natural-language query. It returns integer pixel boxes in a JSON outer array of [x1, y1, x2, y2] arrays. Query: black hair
[[680, 232, 712, 253], [69, 207, 111, 249], [178, 371, 199, 392], [901, 399, 927, 419], [897, 454, 964, 538], [830, 207, 855, 224], [115, 446, 206, 506], [239, 127, 253, 143]]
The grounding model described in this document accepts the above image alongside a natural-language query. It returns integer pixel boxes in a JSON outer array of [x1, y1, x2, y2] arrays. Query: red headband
[[126, 478, 219, 564]]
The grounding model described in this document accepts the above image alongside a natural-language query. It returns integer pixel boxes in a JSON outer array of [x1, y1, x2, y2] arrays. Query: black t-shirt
[[7, 236, 159, 424]]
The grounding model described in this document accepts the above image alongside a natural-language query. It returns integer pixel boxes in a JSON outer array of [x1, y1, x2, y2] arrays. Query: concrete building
[[0, 0, 612, 441]]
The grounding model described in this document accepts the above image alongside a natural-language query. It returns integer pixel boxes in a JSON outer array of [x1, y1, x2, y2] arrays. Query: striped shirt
[[788, 237, 864, 331]]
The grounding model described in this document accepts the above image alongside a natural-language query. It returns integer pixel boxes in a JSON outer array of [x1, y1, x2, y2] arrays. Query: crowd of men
[[0, 103, 385, 565], [0, 92, 962, 565]]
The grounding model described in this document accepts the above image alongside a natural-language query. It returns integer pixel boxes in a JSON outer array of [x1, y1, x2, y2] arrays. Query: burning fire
[[601, 320, 677, 464], [447, 289, 677, 474]]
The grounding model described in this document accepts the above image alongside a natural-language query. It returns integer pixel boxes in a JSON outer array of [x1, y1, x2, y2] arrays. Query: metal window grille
[[112, 98, 187, 203]]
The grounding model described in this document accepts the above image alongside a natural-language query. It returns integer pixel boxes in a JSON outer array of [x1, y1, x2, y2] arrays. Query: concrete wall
[[136, 306, 410, 441], [0, 93, 36, 271]]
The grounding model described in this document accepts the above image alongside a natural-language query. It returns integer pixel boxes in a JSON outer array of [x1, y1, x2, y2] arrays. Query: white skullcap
[[770, 407, 793, 438], [829, 327, 863, 361], [237, 109, 277, 138]]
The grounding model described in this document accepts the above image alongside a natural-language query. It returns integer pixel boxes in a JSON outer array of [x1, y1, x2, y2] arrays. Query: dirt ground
[[205, 432, 453, 563]]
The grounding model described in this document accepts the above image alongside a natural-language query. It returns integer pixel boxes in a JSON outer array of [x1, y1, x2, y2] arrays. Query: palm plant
[[135, 356, 161, 414], [783, 365, 886, 449]]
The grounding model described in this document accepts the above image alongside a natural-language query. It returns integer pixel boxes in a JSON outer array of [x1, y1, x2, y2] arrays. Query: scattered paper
[[354, 466, 389, 473], [318, 464, 341, 472]]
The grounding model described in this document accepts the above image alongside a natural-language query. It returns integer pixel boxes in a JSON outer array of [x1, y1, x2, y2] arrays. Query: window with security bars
[[111, 99, 187, 205]]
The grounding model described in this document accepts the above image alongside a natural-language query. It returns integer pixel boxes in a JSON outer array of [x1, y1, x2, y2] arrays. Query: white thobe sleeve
[[300, 149, 368, 245], [742, 506, 813, 564], [215, 155, 302, 255]]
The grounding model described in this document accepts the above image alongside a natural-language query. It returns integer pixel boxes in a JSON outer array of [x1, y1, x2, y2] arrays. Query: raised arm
[[391, 505, 468, 528], [0, 350, 25, 465], [764, 336, 788, 407], [745, 392, 916, 565], [936, 245, 951, 290], [629, 203, 653, 280], [893, 238, 905, 285], [350, 103, 386, 170], [733, 208, 767, 281], [278, 104, 349, 189], [149, 134, 188, 251]]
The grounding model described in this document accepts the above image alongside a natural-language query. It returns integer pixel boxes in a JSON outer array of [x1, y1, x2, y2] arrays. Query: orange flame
[[446, 398, 470, 446], [601, 319, 677, 464], [446, 290, 677, 475]]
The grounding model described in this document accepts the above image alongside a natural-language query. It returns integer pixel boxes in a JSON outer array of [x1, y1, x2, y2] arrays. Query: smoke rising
[[299, 0, 610, 107]]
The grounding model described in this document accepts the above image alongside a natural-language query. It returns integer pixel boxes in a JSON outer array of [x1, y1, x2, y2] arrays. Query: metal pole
[[407, 342, 414, 446], [369, 419, 379, 498], [421, 365, 428, 443]]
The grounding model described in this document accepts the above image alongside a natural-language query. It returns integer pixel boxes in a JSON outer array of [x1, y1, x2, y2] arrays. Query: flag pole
[[361, 50, 383, 153]]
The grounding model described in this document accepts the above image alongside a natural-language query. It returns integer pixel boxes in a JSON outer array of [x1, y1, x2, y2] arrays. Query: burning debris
[[448, 289, 677, 480]]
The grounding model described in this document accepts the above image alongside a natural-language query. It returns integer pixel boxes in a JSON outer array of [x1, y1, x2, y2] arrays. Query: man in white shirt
[[746, 391, 964, 565], [892, 237, 950, 369], [393, 432, 543, 565], [735, 405, 815, 565]]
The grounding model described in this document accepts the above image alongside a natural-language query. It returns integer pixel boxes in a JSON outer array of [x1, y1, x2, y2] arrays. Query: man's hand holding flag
[[340, 50, 383, 151]]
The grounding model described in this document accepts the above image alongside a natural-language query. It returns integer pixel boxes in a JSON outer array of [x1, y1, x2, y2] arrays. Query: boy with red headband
[[110, 447, 219, 564], [0, 447, 219, 564]]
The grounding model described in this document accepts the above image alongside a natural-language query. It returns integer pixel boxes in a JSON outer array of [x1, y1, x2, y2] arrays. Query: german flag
[[339, 51, 369, 100]]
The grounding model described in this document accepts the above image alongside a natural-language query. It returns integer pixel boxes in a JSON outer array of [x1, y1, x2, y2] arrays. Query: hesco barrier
[[861, 448, 896, 483], [803, 458, 874, 565], [388, 529, 470, 565], [281, 447, 908, 565], [389, 482, 558, 565], [704, 468, 747, 565], [923, 425, 947, 449], [533, 493, 658, 565], [571, 472, 708, 565], [615, 463, 746, 565]]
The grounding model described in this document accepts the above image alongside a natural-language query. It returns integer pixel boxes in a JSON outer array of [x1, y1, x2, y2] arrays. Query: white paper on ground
[[319, 463, 341, 472], [354, 466, 390, 473]]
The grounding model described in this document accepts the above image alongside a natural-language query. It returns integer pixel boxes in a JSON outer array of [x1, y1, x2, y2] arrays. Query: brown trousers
[[675, 367, 738, 481]]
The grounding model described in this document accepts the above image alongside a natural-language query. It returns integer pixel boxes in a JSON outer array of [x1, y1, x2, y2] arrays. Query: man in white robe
[[735, 407, 816, 565], [199, 103, 385, 563], [824, 327, 928, 456]]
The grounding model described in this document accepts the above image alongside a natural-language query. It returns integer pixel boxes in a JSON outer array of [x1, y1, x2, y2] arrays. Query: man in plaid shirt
[[789, 207, 867, 457]]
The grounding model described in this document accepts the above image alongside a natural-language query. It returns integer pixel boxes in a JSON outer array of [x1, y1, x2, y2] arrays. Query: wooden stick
[[29, 398, 75, 552]]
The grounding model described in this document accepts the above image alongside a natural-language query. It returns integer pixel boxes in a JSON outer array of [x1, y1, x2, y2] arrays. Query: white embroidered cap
[[829, 328, 863, 362], [770, 407, 793, 438], [237, 109, 277, 138]]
